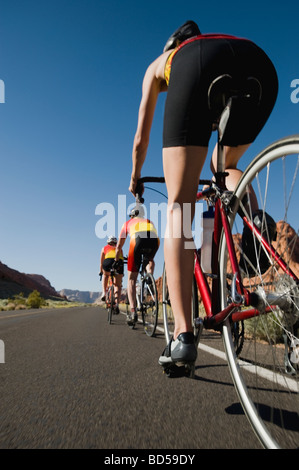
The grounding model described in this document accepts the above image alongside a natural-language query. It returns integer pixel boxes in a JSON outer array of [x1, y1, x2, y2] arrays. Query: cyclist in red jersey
[[100, 235, 124, 312], [128, 21, 278, 367], [115, 204, 159, 324]]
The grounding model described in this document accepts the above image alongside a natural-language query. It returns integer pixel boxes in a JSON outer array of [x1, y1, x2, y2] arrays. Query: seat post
[[215, 101, 231, 188], [217, 139, 225, 174], [215, 139, 227, 189]]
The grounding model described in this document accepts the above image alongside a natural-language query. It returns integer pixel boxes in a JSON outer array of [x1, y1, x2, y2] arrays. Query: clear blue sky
[[0, 0, 298, 292]]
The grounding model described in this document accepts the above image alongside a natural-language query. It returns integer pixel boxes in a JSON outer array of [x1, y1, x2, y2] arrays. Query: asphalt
[[0, 305, 261, 449]]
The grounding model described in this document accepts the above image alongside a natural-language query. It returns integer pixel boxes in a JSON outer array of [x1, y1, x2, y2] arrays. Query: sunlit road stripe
[[237, 358, 298, 393], [156, 324, 298, 392]]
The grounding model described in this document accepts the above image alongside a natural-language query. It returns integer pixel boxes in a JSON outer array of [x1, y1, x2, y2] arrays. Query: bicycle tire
[[162, 263, 199, 345], [218, 135, 299, 449], [108, 285, 114, 324], [142, 273, 158, 337]]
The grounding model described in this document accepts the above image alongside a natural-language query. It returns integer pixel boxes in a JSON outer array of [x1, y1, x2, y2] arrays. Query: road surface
[[0, 305, 261, 449]]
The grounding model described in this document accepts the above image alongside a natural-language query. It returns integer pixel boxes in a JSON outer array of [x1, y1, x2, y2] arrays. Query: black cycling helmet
[[163, 20, 201, 53]]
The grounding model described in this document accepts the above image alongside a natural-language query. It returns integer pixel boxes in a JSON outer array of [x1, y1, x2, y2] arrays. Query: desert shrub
[[26, 290, 45, 309]]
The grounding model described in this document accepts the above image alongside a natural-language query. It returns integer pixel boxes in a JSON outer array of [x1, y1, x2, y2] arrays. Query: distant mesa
[[59, 289, 101, 304]]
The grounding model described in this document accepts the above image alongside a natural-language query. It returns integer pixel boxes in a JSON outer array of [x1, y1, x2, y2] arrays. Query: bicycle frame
[[106, 266, 123, 308], [137, 168, 298, 331], [105, 270, 115, 309], [195, 175, 298, 330]]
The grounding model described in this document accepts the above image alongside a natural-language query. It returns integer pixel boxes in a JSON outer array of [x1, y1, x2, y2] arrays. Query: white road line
[[156, 324, 298, 392]]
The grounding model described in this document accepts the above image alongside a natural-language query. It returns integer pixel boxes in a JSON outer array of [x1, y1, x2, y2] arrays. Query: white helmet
[[129, 204, 145, 218], [107, 235, 117, 245]]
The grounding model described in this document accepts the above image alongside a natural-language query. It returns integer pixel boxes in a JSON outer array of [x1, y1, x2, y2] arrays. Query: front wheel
[[219, 135, 299, 449], [142, 273, 158, 337]]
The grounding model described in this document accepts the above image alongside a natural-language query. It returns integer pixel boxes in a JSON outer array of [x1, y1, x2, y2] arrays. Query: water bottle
[[201, 206, 214, 273]]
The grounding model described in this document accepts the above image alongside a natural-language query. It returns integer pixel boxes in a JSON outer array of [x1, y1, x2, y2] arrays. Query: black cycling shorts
[[163, 37, 278, 147], [129, 232, 159, 273], [102, 258, 124, 275]]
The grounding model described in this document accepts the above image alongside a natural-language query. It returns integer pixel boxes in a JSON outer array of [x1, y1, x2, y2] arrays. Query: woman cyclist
[[100, 235, 124, 313], [115, 203, 159, 325], [129, 20, 278, 368]]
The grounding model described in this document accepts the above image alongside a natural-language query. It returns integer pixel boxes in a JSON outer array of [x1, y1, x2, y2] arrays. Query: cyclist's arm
[[115, 221, 128, 261], [115, 236, 126, 262], [130, 57, 166, 195], [100, 248, 105, 273]]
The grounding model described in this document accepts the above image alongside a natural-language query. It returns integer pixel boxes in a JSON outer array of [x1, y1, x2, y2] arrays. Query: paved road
[[0, 306, 261, 449]]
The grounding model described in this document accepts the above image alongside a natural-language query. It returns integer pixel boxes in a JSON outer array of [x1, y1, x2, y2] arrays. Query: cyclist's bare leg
[[102, 270, 110, 298], [211, 143, 258, 211], [146, 260, 155, 275], [163, 146, 208, 339], [127, 271, 138, 310]]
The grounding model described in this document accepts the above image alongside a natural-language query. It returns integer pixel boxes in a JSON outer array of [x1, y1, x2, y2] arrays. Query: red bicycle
[[138, 75, 299, 449]]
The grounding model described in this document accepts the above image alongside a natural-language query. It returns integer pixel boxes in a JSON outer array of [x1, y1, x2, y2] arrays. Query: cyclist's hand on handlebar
[[129, 175, 138, 196], [129, 175, 144, 199], [112, 259, 121, 270]]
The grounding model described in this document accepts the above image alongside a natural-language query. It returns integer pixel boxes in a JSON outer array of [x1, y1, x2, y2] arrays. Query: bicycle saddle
[[208, 74, 262, 143]]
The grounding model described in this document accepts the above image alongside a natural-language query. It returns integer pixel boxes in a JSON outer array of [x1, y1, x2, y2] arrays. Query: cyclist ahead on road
[[115, 203, 159, 324], [128, 20, 278, 368], [100, 235, 124, 313]]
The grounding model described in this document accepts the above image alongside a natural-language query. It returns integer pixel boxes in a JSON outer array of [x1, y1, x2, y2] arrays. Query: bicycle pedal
[[161, 362, 195, 379], [161, 364, 183, 378]]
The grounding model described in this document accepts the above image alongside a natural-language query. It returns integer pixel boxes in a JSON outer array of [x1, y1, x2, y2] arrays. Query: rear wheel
[[107, 285, 114, 324], [219, 136, 299, 449], [142, 273, 158, 337]]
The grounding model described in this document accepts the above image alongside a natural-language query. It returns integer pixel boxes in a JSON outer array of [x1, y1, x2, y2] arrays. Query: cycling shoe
[[158, 332, 197, 367]]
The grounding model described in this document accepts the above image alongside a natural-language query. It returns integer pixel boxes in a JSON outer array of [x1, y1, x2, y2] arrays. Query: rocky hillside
[[59, 289, 101, 304], [0, 261, 63, 299]]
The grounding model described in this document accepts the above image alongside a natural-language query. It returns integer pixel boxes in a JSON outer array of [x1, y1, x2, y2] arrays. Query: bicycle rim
[[219, 136, 299, 449], [142, 273, 158, 337], [162, 263, 199, 345]]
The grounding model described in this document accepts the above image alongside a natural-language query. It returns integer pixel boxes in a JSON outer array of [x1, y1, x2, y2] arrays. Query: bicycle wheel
[[162, 263, 199, 345], [142, 273, 158, 337], [219, 135, 299, 449], [107, 285, 114, 324]]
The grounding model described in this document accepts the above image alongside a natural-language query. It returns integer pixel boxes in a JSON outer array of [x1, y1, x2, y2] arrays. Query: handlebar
[[135, 177, 165, 203], [138, 176, 166, 184], [136, 176, 213, 202]]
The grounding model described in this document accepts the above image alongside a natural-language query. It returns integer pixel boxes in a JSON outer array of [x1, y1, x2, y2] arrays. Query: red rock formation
[[0, 261, 62, 299]]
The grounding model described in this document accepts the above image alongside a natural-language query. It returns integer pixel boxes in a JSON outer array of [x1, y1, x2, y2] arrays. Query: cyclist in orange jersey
[[115, 204, 159, 324], [128, 20, 278, 367], [100, 235, 124, 313]]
